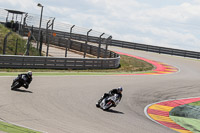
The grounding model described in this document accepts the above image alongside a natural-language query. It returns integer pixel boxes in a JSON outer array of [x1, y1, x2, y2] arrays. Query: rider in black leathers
[[96, 87, 123, 108], [12, 71, 32, 89]]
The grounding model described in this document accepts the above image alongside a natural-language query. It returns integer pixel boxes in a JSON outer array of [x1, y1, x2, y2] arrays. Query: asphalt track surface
[[0, 47, 200, 133]]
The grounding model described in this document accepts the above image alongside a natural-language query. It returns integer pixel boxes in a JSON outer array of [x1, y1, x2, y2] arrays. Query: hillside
[[0, 24, 39, 56]]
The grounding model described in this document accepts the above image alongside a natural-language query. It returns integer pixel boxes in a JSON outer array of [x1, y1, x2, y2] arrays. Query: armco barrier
[[0, 55, 120, 69], [111, 39, 200, 59]]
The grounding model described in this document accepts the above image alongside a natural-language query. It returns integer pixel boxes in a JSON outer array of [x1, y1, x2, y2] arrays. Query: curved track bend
[[0, 47, 200, 133]]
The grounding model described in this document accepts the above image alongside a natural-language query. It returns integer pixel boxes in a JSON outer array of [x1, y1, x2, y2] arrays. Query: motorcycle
[[11, 76, 27, 90], [99, 94, 120, 111]]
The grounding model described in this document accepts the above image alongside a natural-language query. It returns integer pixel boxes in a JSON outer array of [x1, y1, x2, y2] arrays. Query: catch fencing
[[22, 26, 113, 58], [1, 8, 200, 60], [23, 18, 200, 60], [22, 12, 200, 60], [0, 27, 119, 69]]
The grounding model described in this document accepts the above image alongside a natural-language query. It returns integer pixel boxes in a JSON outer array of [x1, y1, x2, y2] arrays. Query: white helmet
[[27, 71, 32, 77]]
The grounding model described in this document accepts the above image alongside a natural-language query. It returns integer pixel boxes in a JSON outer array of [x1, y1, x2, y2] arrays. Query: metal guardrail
[[110, 39, 200, 59], [0, 55, 120, 69]]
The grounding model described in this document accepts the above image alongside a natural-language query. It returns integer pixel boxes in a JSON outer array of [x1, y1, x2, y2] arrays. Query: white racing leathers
[[100, 94, 120, 110]]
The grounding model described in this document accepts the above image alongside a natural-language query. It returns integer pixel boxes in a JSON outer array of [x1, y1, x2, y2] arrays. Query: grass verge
[[0, 120, 41, 133], [189, 101, 200, 106], [170, 116, 200, 132], [0, 24, 39, 56]]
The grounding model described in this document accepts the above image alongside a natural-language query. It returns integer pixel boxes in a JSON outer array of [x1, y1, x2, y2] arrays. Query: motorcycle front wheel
[[11, 81, 21, 90]]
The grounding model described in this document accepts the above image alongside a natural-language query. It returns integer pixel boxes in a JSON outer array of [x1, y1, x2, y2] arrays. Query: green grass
[[119, 55, 153, 71], [0, 24, 39, 56], [189, 101, 200, 106], [170, 116, 200, 132], [0, 120, 41, 133]]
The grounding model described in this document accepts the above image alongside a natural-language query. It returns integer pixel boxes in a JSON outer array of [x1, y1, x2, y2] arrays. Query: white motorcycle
[[99, 94, 120, 111]]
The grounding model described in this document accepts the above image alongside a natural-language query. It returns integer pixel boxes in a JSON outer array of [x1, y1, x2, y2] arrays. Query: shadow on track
[[11, 88, 33, 93], [104, 109, 124, 114]]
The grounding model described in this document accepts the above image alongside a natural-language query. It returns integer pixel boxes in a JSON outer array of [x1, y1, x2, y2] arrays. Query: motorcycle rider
[[96, 87, 123, 108], [12, 71, 32, 89]]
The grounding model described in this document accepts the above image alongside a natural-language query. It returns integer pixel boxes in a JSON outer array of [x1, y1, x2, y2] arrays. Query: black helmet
[[117, 87, 123, 93]]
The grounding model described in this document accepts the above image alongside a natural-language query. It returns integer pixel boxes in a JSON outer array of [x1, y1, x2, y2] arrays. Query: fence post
[[21, 13, 28, 36], [3, 32, 12, 55], [104, 36, 112, 58], [66, 25, 75, 57], [69, 25, 75, 49], [46, 20, 51, 56], [84, 29, 92, 58], [97, 33, 105, 58], [46, 18, 55, 56], [25, 30, 32, 56], [65, 38, 68, 57], [51, 18, 55, 45], [15, 39, 18, 55], [39, 31, 43, 56]]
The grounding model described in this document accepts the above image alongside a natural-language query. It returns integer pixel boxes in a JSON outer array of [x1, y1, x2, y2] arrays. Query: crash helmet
[[27, 71, 32, 77], [117, 87, 123, 93]]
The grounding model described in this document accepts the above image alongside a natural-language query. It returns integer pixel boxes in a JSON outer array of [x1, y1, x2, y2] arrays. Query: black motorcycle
[[11, 76, 27, 90]]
